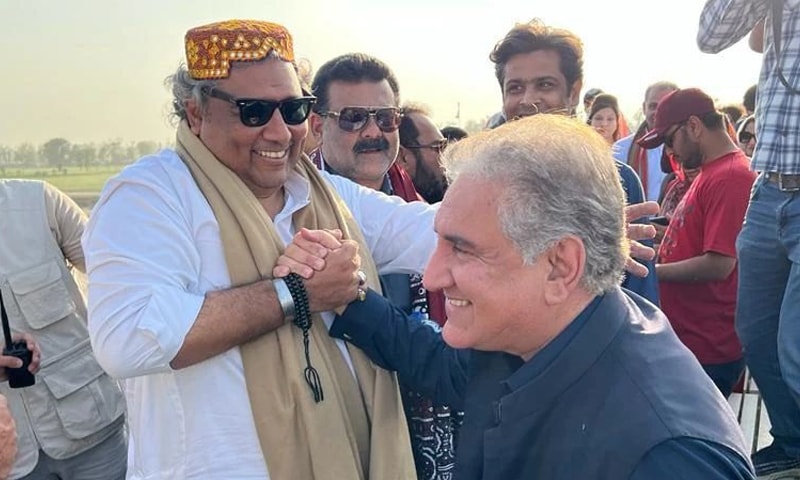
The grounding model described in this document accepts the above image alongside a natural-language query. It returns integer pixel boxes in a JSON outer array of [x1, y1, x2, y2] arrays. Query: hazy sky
[[1, 0, 762, 146]]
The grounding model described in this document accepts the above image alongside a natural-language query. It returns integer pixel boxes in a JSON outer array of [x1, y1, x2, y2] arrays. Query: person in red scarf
[[613, 81, 678, 202], [307, 53, 457, 480]]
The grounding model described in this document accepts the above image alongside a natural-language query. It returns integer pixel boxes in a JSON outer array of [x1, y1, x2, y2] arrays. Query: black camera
[[3, 341, 35, 388]]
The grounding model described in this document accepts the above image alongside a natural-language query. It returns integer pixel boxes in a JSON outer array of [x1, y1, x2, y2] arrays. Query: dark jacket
[[616, 161, 660, 305], [331, 288, 753, 479]]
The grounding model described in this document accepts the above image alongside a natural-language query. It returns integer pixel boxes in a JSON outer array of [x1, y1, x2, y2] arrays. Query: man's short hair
[[311, 53, 400, 112], [743, 84, 757, 113], [442, 115, 628, 294], [489, 19, 584, 92], [440, 126, 469, 142], [643, 81, 679, 101], [399, 103, 432, 148], [721, 104, 745, 126]]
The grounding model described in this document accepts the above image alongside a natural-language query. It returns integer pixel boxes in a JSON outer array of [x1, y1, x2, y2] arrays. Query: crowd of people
[[1, 0, 799, 479]]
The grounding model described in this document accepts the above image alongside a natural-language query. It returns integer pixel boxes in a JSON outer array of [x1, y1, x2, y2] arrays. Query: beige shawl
[[175, 121, 414, 479]]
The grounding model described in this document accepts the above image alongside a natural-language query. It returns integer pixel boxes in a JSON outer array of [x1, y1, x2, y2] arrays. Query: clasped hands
[[273, 228, 364, 314]]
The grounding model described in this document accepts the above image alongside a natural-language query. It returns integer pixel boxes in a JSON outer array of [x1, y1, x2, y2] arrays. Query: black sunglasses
[[203, 87, 316, 127], [664, 121, 687, 149], [738, 131, 756, 144], [406, 139, 448, 154], [318, 107, 403, 133]]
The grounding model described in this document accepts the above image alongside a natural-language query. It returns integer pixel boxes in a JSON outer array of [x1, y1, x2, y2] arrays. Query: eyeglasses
[[663, 121, 687, 149], [738, 131, 756, 144], [203, 87, 316, 127], [406, 139, 448, 154], [318, 107, 403, 133]]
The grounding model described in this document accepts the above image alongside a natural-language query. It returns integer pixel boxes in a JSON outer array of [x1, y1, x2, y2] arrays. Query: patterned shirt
[[698, 0, 800, 173]]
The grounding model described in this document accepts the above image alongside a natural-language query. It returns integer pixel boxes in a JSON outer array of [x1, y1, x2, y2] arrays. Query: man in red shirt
[[639, 88, 756, 397]]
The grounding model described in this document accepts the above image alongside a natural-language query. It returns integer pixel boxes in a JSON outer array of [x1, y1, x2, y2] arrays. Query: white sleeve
[[82, 170, 205, 379], [322, 171, 438, 275]]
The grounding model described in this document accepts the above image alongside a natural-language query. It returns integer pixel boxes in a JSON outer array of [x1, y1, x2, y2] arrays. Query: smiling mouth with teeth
[[448, 298, 471, 307], [254, 149, 288, 159]]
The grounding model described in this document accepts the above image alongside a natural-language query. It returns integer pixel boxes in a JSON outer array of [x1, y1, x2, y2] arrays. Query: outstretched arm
[[331, 289, 470, 408]]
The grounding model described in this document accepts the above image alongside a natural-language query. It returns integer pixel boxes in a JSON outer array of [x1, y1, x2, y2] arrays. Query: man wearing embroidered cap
[[82, 19, 431, 479], [640, 88, 756, 398]]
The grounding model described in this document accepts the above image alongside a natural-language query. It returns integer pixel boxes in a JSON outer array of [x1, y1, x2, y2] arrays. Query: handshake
[[272, 228, 368, 314]]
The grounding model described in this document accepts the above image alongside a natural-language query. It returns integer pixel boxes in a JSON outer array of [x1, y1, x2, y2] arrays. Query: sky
[[0, 0, 763, 146]]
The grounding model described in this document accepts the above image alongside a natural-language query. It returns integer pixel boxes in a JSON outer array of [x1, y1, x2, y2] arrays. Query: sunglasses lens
[[280, 98, 313, 125], [739, 132, 754, 143], [239, 101, 276, 127], [337, 108, 369, 132], [375, 108, 402, 132]]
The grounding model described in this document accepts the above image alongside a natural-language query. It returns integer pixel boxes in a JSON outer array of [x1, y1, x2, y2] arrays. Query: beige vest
[[0, 180, 125, 479]]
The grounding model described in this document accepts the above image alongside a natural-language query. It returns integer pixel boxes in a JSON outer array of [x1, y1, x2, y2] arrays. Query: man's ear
[[185, 99, 204, 135], [543, 236, 586, 305], [309, 112, 324, 142], [397, 146, 412, 169], [568, 80, 584, 113]]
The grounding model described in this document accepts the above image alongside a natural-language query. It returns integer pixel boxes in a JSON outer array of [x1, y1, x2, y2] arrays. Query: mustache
[[353, 137, 389, 154]]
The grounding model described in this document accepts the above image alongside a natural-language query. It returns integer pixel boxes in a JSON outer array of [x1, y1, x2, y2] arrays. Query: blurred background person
[[737, 114, 756, 158], [721, 103, 745, 129], [582, 86, 603, 120], [742, 84, 756, 117], [398, 103, 449, 203], [588, 93, 626, 145], [614, 81, 679, 202]]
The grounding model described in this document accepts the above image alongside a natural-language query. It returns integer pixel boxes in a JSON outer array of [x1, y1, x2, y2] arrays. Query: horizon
[[1, 0, 762, 147]]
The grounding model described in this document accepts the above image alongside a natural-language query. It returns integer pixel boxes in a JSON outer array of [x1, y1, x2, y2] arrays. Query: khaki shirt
[[0, 180, 124, 478]]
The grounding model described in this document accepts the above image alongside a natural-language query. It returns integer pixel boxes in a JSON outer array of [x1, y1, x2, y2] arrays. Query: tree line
[[0, 138, 170, 170]]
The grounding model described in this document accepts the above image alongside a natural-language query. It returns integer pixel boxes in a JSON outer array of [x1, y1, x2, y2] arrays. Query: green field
[[0, 165, 123, 194]]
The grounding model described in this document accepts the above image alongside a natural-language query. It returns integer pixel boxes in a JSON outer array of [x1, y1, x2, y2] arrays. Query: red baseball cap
[[637, 88, 715, 149]]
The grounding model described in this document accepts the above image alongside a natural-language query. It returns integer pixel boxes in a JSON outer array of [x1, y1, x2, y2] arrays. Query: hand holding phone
[[650, 216, 670, 226]]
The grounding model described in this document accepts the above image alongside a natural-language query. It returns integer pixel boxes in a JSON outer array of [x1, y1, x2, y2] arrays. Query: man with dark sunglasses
[[398, 103, 449, 203], [308, 53, 457, 479], [82, 20, 439, 479], [639, 88, 756, 399], [308, 53, 404, 192]]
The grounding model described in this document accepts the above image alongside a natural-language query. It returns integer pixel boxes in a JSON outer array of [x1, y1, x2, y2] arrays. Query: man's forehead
[[503, 50, 565, 81], [327, 80, 398, 106], [409, 113, 443, 139], [645, 87, 675, 103], [221, 59, 303, 95]]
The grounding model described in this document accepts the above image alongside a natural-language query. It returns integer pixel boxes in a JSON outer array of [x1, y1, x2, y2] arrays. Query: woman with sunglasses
[[737, 115, 756, 157]]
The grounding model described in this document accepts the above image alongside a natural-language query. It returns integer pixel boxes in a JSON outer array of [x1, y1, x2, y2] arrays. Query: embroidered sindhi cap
[[184, 19, 295, 80]]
